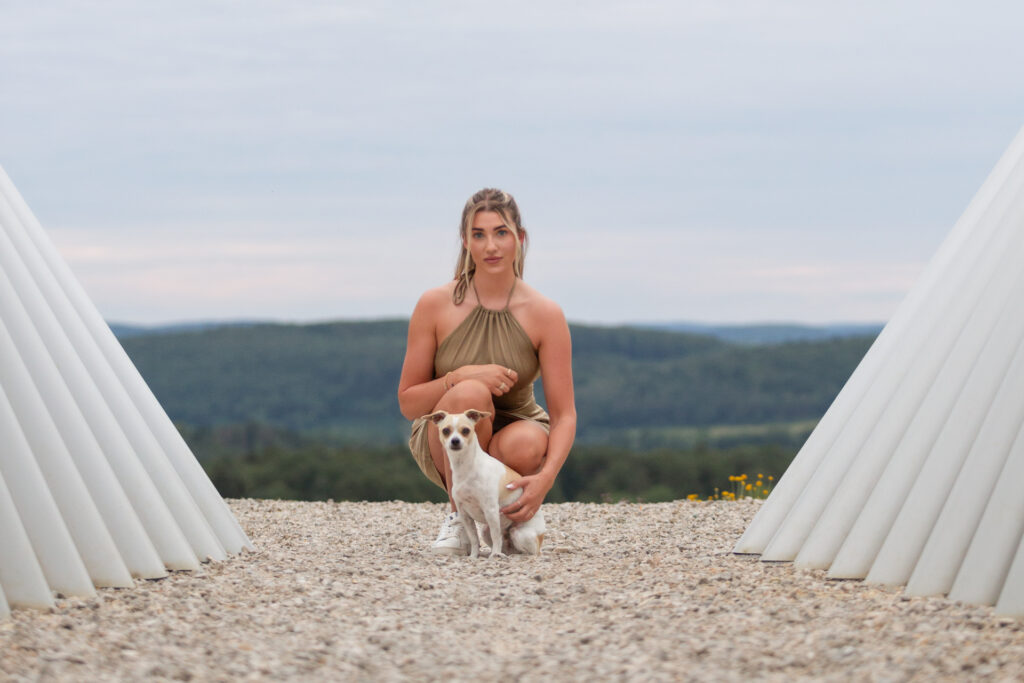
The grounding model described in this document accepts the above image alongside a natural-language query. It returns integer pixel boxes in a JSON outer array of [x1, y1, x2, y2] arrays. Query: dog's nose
[[450, 438, 461, 450]]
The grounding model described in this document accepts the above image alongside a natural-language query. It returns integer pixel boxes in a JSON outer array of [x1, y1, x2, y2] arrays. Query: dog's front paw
[[488, 551, 508, 559]]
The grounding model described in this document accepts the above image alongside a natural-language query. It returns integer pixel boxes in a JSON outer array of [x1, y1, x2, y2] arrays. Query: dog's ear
[[428, 410, 448, 425], [464, 409, 492, 423]]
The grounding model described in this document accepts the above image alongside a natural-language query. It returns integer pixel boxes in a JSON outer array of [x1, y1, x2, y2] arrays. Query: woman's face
[[466, 210, 518, 274]]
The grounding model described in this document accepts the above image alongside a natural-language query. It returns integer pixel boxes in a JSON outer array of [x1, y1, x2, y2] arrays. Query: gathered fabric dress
[[408, 281, 550, 490]]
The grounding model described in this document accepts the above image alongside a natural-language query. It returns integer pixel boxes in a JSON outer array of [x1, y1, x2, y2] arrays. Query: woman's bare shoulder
[[515, 281, 567, 327], [414, 282, 456, 314]]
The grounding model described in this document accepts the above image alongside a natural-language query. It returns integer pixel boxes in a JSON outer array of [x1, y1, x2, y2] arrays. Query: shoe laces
[[439, 512, 462, 538]]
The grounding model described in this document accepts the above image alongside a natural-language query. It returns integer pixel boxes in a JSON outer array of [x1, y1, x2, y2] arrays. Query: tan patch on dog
[[537, 533, 545, 548]]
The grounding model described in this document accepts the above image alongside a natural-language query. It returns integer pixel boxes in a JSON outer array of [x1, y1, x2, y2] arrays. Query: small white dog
[[429, 409, 545, 558]]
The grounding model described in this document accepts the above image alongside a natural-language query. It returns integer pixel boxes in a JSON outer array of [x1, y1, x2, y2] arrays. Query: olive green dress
[[408, 281, 550, 490]]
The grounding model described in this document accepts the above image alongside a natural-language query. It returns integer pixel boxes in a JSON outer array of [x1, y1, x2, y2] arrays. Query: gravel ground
[[2, 498, 1024, 681]]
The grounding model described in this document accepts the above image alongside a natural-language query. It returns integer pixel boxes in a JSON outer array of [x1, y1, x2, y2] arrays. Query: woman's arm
[[536, 301, 576, 483], [397, 291, 449, 420], [502, 299, 576, 521]]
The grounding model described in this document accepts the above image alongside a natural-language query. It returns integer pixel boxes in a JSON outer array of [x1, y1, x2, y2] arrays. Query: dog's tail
[[509, 513, 545, 556]]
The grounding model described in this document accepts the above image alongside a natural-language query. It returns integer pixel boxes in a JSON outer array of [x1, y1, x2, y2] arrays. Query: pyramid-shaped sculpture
[[0, 165, 253, 618], [735, 125, 1024, 616]]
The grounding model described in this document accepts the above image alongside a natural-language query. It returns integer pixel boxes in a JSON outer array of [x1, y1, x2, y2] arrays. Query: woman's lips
[[484, 257, 502, 264]]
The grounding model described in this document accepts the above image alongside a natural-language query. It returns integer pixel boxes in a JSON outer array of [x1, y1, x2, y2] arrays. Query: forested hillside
[[117, 320, 874, 502], [119, 320, 873, 446]]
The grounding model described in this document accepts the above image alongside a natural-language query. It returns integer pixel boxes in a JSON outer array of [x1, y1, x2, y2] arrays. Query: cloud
[[49, 225, 454, 323], [49, 217, 926, 325], [3, 1, 1023, 323]]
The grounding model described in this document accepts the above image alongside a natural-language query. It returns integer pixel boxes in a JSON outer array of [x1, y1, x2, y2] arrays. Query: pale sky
[[1, 1, 1022, 325]]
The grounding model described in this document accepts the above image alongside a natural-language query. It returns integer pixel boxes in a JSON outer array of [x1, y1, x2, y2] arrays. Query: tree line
[[122, 319, 872, 445], [117, 320, 874, 502], [184, 422, 796, 503]]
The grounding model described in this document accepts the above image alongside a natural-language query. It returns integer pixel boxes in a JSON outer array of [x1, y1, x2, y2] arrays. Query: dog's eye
[[460, 428, 471, 436], [442, 427, 451, 436]]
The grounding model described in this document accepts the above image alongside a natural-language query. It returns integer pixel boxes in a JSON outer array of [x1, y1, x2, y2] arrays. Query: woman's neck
[[472, 272, 516, 307]]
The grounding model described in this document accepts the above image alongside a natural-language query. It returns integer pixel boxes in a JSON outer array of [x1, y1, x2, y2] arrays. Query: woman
[[397, 188, 577, 554]]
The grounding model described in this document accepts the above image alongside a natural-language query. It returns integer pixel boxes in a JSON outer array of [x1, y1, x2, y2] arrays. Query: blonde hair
[[452, 188, 528, 304]]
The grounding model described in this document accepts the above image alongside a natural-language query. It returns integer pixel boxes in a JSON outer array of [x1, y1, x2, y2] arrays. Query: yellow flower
[[687, 493, 699, 500], [745, 484, 752, 491]]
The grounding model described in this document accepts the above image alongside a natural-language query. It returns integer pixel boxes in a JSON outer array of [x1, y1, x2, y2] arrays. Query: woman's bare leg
[[488, 420, 548, 475]]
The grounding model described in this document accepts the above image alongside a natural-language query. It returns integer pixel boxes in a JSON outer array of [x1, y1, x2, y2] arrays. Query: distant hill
[[109, 320, 265, 339], [111, 319, 884, 345], [634, 322, 884, 345], [116, 319, 875, 447]]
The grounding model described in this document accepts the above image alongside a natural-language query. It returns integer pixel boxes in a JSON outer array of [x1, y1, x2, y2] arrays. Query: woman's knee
[[437, 379, 493, 413], [491, 424, 547, 473]]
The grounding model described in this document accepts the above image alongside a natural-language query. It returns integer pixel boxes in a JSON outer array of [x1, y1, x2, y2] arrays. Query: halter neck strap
[[471, 277, 517, 310]]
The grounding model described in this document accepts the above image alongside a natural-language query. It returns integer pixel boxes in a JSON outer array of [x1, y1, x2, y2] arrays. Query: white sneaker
[[431, 511, 469, 555]]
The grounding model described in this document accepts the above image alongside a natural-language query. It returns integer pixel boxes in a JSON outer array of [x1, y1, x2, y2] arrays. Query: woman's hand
[[453, 364, 518, 396], [501, 471, 553, 522]]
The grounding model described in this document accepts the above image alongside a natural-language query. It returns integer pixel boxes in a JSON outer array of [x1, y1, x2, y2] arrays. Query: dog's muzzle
[[448, 437, 462, 450]]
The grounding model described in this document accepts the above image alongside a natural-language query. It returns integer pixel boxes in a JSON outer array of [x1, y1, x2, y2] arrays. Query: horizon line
[[105, 316, 887, 330]]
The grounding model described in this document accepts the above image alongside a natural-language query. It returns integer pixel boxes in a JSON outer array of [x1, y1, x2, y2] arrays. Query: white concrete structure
[[734, 125, 1024, 616], [0, 165, 253, 616]]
